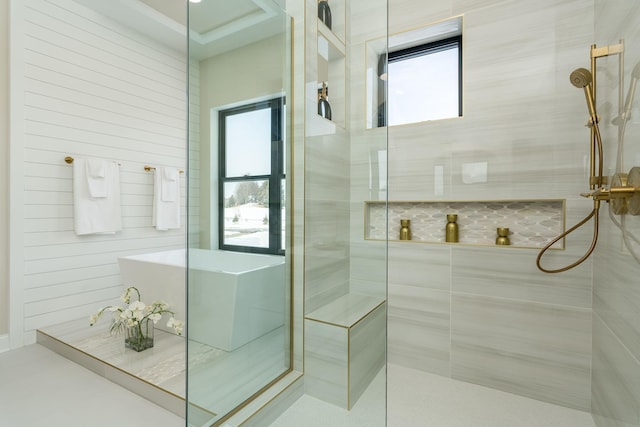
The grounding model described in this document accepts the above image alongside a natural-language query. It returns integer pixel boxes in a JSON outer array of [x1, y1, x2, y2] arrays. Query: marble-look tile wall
[[591, 2, 640, 426], [304, 0, 351, 315], [380, 0, 596, 411], [348, 0, 390, 303]]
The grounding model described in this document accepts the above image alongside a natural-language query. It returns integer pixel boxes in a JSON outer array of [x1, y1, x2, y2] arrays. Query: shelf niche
[[317, 0, 346, 43], [365, 200, 565, 249], [316, 28, 346, 129]]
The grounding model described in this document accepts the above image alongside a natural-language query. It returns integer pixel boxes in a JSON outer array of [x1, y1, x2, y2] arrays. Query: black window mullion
[[269, 98, 282, 252]]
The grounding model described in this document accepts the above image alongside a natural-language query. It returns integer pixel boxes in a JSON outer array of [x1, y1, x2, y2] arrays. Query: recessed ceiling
[[74, 0, 286, 60]]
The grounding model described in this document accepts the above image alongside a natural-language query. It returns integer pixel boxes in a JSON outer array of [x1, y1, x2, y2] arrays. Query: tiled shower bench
[[304, 293, 386, 409]]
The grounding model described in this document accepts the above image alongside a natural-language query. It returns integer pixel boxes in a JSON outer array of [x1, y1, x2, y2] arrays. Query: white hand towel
[[152, 166, 180, 231], [73, 158, 122, 235], [161, 167, 179, 202], [85, 158, 107, 198]]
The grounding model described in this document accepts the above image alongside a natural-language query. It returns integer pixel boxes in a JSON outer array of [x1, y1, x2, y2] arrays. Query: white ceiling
[[74, 0, 287, 60]]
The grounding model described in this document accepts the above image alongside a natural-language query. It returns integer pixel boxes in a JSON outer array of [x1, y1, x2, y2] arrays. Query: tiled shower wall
[[591, 2, 640, 426], [357, 0, 598, 411]]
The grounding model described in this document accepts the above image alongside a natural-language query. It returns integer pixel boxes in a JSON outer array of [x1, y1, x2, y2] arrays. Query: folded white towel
[[161, 167, 179, 202], [152, 166, 180, 231], [73, 158, 122, 235], [85, 158, 107, 198]]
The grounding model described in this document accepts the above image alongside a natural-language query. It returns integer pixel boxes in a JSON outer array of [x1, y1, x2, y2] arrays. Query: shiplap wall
[[16, 0, 189, 342], [188, 57, 200, 247]]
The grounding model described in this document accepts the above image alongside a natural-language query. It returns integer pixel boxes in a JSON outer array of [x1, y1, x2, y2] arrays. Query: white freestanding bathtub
[[118, 248, 286, 351]]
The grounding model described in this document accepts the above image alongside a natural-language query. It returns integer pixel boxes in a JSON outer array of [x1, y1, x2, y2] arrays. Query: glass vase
[[125, 319, 154, 352]]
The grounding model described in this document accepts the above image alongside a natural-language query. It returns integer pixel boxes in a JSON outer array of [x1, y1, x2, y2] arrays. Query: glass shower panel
[[186, 1, 292, 425]]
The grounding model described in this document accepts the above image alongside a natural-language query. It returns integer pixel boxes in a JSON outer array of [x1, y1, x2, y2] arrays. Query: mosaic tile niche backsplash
[[365, 200, 565, 248]]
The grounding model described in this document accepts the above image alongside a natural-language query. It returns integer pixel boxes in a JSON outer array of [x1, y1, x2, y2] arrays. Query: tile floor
[[0, 344, 183, 427], [0, 344, 598, 427], [271, 364, 597, 427]]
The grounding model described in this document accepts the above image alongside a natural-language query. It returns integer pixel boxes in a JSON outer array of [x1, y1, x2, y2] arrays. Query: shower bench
[[304, 293, 386, 409]]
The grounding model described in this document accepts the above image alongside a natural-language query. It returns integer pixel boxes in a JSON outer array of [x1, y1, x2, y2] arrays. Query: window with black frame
[[379, 34, 462, 127], [219, 97, 285, 255]]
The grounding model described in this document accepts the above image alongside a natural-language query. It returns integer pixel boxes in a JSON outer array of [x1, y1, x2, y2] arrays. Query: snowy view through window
[[221, 101, 285, 252]]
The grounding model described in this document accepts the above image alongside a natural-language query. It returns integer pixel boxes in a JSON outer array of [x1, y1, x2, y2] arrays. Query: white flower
[[167, 317, 184, 335], [129, 301, 146, 312], [89, 287, 183, 341]]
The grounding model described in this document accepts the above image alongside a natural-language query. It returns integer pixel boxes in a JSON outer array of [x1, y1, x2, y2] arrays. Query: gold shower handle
[[579, 186, 637, 201], [580, 167, 640, 215]]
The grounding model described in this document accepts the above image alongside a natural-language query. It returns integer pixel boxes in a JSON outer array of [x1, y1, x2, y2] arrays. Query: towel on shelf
[[85, 158, 107, 198], [152, 166, 181, 231], [73, 157, 122, 235]]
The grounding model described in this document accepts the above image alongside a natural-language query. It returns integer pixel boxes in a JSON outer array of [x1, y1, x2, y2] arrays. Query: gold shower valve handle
[[580, 167, 640, 216], [611, 173, 629, 215], [580, 187, 636, 201]]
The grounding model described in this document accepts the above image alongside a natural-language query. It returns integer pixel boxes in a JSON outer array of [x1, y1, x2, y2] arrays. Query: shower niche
[[366, 199, 566, 249], [312, 0, 346, 132], [316, 28, 345, 127]]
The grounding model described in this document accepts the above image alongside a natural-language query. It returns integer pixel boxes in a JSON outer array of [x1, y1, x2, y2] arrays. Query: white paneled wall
[[188, 56, 201, 248], [14, 0, 188, 342]]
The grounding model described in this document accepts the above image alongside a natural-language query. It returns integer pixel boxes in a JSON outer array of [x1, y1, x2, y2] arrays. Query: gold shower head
[[570, 68, 592, 88], [570, 67, 598, 123]]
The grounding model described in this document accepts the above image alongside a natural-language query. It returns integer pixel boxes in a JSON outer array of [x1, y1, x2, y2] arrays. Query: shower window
[[219, 97, 285, 254], [380, 34, 462, 126]]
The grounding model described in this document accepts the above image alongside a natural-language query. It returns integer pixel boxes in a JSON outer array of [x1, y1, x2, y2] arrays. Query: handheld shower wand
[[569, 67, 604, 187], [536, 68, 605, 273]]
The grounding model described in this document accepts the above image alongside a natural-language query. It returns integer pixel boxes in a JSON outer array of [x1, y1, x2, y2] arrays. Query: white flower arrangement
[[90, 286, 184, 336]]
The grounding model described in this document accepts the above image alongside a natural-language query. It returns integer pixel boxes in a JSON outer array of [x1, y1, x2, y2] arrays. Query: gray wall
[[384, 0, 594, 411], [591, 2, 640, 426], [0, 0, 9, 337]]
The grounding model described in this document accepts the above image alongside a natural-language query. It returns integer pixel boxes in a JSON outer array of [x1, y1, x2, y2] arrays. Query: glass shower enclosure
[[186, 0, 388, 425]]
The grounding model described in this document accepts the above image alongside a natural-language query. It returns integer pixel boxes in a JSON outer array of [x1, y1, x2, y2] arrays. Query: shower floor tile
[[270, 364, 597, 427]]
